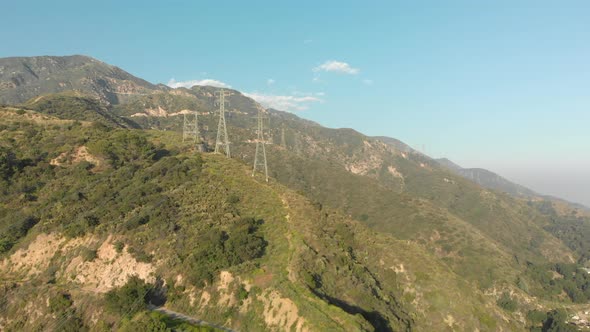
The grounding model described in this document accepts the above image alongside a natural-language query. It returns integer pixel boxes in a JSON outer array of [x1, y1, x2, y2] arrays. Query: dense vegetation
[[2, 75, 590, 330], [527, 309, 577, 332], [0, 109, 271, 330], [185, 217, 267, 286], [105, 276, 155, 316], [531, 200, 590, 263], [527, 262, 590, 303], [22, 92, 137, 128]]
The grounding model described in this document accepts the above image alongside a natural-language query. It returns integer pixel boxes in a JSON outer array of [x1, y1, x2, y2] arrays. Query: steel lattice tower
[[182, 111, 200, 144], [280, 123, 287, 148], [214, 89, 231, 158], [252, 109, 269, 182]]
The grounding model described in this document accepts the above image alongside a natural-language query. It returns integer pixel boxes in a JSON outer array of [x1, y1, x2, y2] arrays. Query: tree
[[0, 147, 17, 180], [542, 309, 577, 332], [105, 276, 152, 317]]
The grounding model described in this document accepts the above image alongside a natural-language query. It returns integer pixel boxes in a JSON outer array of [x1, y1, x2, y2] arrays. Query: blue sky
[[1, 1, 589, 206]]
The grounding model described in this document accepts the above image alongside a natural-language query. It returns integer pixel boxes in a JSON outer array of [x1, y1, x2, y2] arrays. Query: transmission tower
[[252, 109, 269, 182], [280, 123, 287, 148], [183, 112, 200, 143], [183, 111, 206, 152], [214, 89, 231, 158]]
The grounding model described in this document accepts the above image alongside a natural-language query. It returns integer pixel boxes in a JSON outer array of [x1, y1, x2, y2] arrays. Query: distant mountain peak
[[0, 55, 158, 105], [435, 157, 537, 197]]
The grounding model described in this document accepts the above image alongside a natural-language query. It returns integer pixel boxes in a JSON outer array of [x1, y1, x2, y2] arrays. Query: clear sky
[[1, 1, 589, 206]]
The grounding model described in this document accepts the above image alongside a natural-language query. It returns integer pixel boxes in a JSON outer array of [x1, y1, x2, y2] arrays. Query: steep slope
[[0, 108, 527, 331], [1, 55, 588, 329], [372, 136, 416, 154], [0, 55, 158, 105], [109, 86, 577, 284]]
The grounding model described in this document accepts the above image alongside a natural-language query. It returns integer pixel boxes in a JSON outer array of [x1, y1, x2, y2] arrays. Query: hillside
[[112, 87, 577, 271], [0, 55, 158, 105], [2, 55, 590, 331], [0, 107, 529, 331], [21, 91, 139, 128]]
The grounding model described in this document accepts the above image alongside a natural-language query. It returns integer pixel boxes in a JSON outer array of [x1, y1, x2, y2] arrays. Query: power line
[[214, 89, 231, 158]]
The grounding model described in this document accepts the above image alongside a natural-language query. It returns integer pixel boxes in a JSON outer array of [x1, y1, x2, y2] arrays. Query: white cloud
[[167, 78, 231, 89], [267, 78, 275, 85], [244, 92, 323, 112], [362, 79, 374, 85], [313, 60, 359, 74], [304, 39, 313, 44]]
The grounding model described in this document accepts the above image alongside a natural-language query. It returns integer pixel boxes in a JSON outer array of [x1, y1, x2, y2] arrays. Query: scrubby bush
[[49, 292, 73, 313], [527, 262, 590, 303], [105, 276, 153, 317], [81, 247, 98, 262], [119, 311, 169, 332], [541, 309, 577, 332], [0, 147, 18, 180], [496, 292, 517, 312], [185, 218, 267, 286], [88, 131, 158, 168], [0, 214, 39, 254], [128, 246, 153, 263], [114, 241, 125, 253]]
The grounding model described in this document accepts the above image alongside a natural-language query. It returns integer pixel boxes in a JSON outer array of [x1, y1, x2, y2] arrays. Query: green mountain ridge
[[2, 55, 590, 331], [434, 157, 590, 211], [435, 157, 538, 197], [0, 108, 523, 331]]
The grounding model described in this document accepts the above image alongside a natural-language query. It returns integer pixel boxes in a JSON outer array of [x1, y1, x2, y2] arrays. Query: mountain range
[[1, 55, 589, 331]]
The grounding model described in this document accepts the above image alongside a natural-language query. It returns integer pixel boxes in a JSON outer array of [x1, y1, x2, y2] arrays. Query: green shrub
[[237, 284, 249, 304], [128, 246, 153, 263], [185, 218, 267, 287], [119, 311, 169, 332], [114, 241, 125, 253], [0, 214, 39, 253], [527, 309, 547, 329], [0, 147, 18, 180], [105, 276, 153, 317], [227, 193, 240, 204], [81, 247, 98, 262], [496, 292, 517, 312], [0, 238, 13, 254], [49, 293, 73, 313], [541, 309, 577, 332]]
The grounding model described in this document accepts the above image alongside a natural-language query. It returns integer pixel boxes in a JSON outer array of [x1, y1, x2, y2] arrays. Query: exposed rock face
[[0, 55, 158, 105], [0, 234, 156, 292]]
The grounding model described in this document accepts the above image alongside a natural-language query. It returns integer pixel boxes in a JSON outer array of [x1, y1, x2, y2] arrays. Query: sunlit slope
[[0, 55, 158, 105], [0, 108, 525, 331], [112, 88, 575, 288]]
